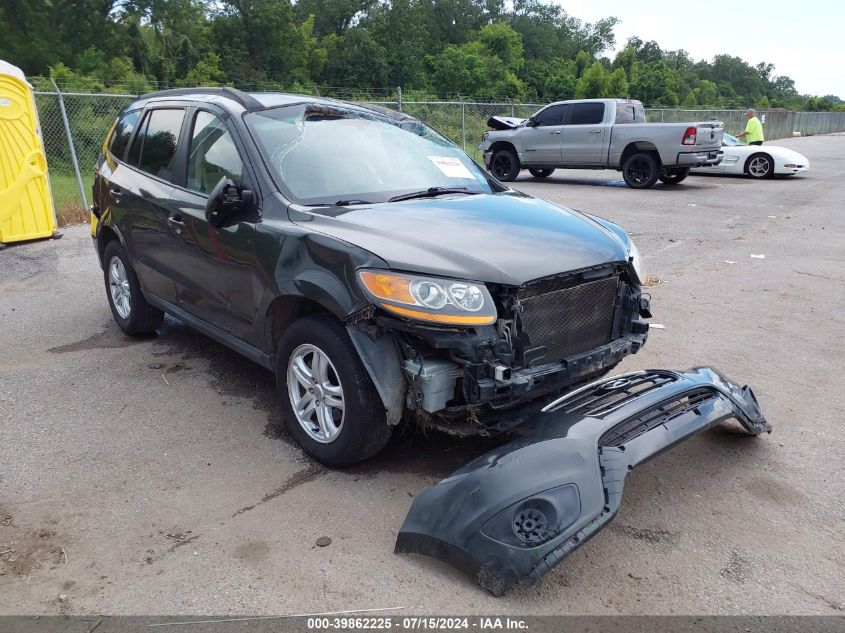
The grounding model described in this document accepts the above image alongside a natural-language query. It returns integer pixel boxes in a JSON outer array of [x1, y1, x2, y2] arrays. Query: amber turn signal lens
[[358, 271, 415, 305]]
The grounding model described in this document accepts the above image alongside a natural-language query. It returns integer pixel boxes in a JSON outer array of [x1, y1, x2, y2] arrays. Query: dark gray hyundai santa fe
[[91, 87, 651, 467], [92, 88, 772, 594]]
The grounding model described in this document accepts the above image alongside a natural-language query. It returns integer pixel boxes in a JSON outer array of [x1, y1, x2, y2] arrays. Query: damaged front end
[[395, 367, 770, 595], [354, 262, 650, 435]]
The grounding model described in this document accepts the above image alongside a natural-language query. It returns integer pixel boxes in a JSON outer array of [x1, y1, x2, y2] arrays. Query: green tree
[[477, 21, 524, 71], [606, 67, 629, 98], [575, 61, 608, 98], [682, 90, 698, 108], [574, 50, 591, 78]]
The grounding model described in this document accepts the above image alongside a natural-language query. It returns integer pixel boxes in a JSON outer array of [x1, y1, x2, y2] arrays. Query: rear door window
[[127, 108, 186, 182], [109, 110, 140, 160], [570, 102, 605, 125]]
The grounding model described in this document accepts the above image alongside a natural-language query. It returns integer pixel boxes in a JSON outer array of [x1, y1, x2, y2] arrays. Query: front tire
[[528, 168, 554, 178], [746, 153, 773, 178], [276, 314, 393, 467], [102, 240, 163, 335], [490, 149, 520, 182], [622, 152, 660, 189], [658, 167, 690, 184]]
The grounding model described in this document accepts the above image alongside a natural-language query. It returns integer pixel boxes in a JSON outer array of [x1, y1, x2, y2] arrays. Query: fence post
[[397, 86, 402, 113], [50, 78, 88, 211], [460, 96, 466, 151]]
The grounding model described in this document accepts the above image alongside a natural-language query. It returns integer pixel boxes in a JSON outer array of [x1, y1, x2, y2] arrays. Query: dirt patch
[[233, 541, 270, 566], [721, 548, 753, 584], [0, 511, 68, 577], [611, 524, 680, 545], [745, 477, 809, 508]]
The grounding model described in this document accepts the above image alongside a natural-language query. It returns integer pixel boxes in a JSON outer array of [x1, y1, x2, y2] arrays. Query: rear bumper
[[395, 366, 770, 595], [676, 150, 723, 167]]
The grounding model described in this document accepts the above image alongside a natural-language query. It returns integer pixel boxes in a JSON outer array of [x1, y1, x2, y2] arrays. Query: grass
[[49, 172, 91, 226]]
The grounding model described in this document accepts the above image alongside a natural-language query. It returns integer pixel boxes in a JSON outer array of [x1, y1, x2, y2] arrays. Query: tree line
[[2, 0, 842, 109]]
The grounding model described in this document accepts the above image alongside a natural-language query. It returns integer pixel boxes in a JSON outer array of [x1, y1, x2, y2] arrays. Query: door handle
[[589, 130, 602, 134], [108, 186, 122, 202], [167, 214, 185, 227]]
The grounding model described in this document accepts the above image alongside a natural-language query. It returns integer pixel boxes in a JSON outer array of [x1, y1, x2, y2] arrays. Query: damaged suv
[[91, 88, 650, 466]]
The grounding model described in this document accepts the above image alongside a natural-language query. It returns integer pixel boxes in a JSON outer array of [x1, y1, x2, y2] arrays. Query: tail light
[[682, 127, 697, 145]]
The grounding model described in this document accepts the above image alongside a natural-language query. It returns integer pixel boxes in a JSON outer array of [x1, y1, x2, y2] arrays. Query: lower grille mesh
[[600, 389, 716, 447], [519, 275, 618, 363]]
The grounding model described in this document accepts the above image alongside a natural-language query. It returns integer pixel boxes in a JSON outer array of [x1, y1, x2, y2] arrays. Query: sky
[[557, 0, 844, 98]]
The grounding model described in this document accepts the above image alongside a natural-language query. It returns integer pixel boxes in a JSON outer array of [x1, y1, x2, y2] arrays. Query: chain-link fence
[[34, 88, 845, 215], [644, 108, 845, 140]]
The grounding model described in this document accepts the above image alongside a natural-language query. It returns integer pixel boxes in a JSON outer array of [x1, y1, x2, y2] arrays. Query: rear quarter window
[[108, 110, 140, 160], [615, 103, 646, 124]]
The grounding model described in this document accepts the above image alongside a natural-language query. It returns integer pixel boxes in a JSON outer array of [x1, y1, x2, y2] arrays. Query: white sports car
[[692, 133, 810, 178]]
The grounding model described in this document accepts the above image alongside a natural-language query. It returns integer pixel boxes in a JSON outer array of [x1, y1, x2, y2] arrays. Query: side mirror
[[526, 116, 537, 127], [205, 176, 254, 227]]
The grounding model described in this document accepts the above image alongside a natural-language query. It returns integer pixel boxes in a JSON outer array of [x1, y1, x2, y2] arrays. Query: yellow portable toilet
[[0, 60, 59, 245]]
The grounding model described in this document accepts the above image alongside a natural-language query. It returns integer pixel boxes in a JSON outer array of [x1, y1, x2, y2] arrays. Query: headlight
[[628, 240, 645, 281], [358, 270, 496, 326]]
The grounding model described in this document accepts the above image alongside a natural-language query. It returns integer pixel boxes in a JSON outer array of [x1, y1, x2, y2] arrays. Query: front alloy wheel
[[287, 343, 345, 443], [276, 314, 393, 466]]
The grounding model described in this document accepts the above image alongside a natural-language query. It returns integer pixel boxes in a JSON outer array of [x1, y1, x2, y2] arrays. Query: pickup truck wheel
[[528, 168, 554, 178], [490, 149, 520, 181], [276, 314, 393, 467], [102, 241, 163, 335], [745, 153, 773, 178], [622, 152, 660, 189], [658, 167, 690, 184]]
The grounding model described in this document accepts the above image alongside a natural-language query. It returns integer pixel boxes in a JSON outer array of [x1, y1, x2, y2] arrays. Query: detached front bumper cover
[[395, 366, 770, 596]]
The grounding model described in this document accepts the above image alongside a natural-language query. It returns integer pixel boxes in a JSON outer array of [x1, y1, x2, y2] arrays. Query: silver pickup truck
[[479, 98, 724, 188]]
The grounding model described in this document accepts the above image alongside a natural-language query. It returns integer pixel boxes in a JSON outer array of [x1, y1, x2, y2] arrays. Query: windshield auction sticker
[[428, 155, 474, 179]]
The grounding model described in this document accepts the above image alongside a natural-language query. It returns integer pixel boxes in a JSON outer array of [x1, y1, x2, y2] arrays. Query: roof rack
[[137, 87, 264, 111]]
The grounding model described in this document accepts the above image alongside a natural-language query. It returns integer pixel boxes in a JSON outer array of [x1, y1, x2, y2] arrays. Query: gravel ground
[[1, 134, 843, 616]]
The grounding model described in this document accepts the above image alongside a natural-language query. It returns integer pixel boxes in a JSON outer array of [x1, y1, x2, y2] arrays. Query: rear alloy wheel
[[746, 153, 773, 179], [658, 167, 690, 185], [490, 149, 521, 181], [102, 240, 163, 335], [622, 152, 660, 189], [277, 314, 393, 467], [528, 168, 554, 178]]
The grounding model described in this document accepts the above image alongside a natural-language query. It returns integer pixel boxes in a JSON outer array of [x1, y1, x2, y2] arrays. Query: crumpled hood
[[290, 193, 629, 285]]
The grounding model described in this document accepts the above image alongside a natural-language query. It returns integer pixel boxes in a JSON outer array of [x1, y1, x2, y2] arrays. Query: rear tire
[[528, 168, 554, 178], [658, 167, 690, 185], [276, 314, 393, 467], [745, 153, 773, 179], [102, 240, 163, 335], [622, 152, 660, 189], [490, 149, 520, 182]]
